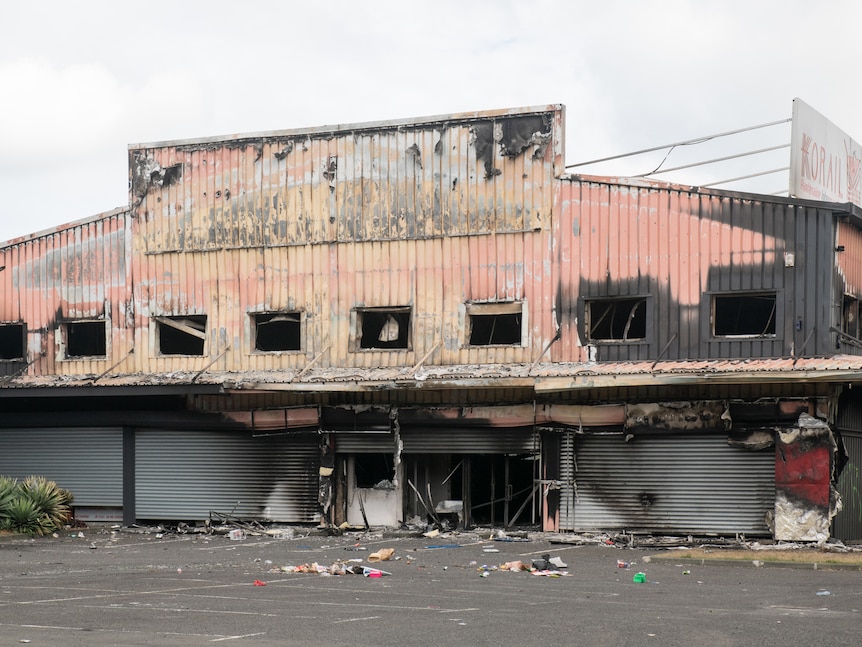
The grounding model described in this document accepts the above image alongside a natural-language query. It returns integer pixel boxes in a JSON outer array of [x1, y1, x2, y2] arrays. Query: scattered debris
[[278, 562, 391, 576], [253, 580, 267, 586], [368, 548, 395, 562]]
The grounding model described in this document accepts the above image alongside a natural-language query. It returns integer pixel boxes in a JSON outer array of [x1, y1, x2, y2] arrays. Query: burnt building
[[1, 104, 860, 541]]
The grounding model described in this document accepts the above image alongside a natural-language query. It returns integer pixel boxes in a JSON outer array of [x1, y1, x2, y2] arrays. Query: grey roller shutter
[[334, 432, 395, 453], [559, 432, 774, 535], [135, 429, 318, 522], [0, 427, 123, 507], [833, 431, 862, 541], [400, 427, 538, 454]]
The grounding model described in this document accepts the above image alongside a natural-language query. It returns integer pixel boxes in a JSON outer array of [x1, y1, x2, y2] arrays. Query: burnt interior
[[254, 312, 301, 351], [469, 312, 522, 345], [359, 309, 410, 349], [588, 298, 647, 341], [713, 293, 776, 336], [65, 321, 106, 358], [0, 323, 25, 360], [158, 315, 207, 356]]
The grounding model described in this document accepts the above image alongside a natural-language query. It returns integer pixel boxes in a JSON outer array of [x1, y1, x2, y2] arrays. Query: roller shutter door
[[400, 427, 538, 454], [833, 431, 862, 541], [334, 432, 395, 453], [0, 427, 123, 507], [559, 432, 774, 535], [136, 429, 318, 522]]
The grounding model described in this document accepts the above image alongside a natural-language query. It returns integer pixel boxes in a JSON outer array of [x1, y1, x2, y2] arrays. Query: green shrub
[[0, 475, 73, 536], [0, 475, 17, 511]]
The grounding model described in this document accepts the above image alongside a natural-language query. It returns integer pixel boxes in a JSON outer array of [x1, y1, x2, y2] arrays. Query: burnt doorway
[[466, 454, 536, 527], [400, 426, 540, 529], [402, 452, 538, 528]]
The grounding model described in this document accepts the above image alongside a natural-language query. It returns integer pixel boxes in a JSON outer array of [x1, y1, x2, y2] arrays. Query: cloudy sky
[[1, 0, 859, 242]]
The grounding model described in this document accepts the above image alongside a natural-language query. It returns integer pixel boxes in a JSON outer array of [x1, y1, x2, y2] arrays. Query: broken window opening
[[467, 302, 524, 346], [156, 315, 207, 356], [354, 453, 394, 489], [843, 295, 859, 339], [587, 298, 647, 341], [713, 293, 777, 337], [357, 308, 411, 350], [252, 312, 301, 352], [0, 323, 25, 361], [64, 320, 107, 358]]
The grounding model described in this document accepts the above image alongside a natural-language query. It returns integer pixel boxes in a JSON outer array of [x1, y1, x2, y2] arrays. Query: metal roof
[[2, 355, 862, 395]]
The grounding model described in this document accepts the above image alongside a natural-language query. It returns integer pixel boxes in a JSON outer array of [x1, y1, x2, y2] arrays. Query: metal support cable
[[638, 143, 790, 177], [565, 117, 791, 169]]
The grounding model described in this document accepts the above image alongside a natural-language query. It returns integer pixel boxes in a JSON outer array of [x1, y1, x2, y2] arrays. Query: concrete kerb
[[646, 552, 862, 571]]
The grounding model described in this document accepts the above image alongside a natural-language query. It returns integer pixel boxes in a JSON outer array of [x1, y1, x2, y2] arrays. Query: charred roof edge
[[0, 205, 130, 248], [128, 104, 563, 151]]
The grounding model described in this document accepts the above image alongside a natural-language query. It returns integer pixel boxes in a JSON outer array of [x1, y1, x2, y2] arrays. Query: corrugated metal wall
[[400, 427, 538, 454], [559, 432, 774, 534], [131, 107, 562, 250], [556, 179, 837, 362], [125, 107, 563, 374], [833, 432, 862, 541], [834, 388, 862, 540], [0, 210, 131, 377], [0, 428, 123, 507], [135, 429, 318, 522]]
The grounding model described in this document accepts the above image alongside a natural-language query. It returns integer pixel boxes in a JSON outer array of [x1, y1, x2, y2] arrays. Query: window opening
[[156, 315, 207, 355], [713, 293, 776, 337], [467, 302, 523, 345], [843, 295, 859, 339], [354, 453, 393, 488], [0, 323, 25, 360], [64, 321, 106, 358], [253, 312, 301, 351], [587, 298, 647, 341], [358, 308, 410, 350]]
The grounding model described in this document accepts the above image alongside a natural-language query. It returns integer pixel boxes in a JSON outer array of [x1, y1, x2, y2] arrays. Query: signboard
[[790, 98, 862, 206]]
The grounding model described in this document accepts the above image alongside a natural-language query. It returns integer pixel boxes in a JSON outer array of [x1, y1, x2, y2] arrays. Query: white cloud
[[2, 0, 862, 242]]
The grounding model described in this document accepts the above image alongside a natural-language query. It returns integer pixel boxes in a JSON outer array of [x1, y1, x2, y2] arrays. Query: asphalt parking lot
[[1, 527, 860, 646]]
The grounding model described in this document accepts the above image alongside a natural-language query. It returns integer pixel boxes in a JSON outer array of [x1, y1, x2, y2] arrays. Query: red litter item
[[253, 579, 267, 586]]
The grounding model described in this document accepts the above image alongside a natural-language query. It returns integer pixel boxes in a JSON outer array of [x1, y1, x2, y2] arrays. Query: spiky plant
[[20, 475, 72, 531], [2, 496, 53, 536], [0, 476, 19, 530], [0, 475, 17, 511]]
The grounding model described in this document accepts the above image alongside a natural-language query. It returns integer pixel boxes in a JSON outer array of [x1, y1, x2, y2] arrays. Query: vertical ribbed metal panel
[[127, 107, 563, 375], [135, 429, 318, 522], [132, 107, 561, 250], [400, 427, 538, 454], [559, 432, 774, 534], [833, 432, 862, 541], [555, 178, 838, 362], [0, 210, 131, 378], [0, 427, 123, 507]]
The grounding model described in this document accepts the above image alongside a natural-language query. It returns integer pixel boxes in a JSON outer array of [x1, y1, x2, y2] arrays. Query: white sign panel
[[790, 98, 862, 206]]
